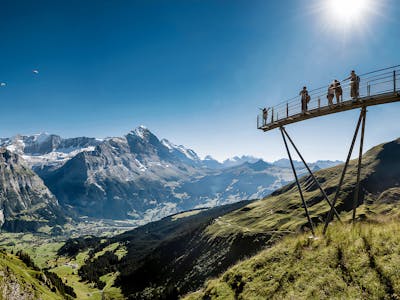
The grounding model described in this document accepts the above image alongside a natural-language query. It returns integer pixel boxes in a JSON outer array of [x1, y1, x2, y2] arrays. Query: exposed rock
[[0, 148, 65, 232], [0, 268, 35, 300]]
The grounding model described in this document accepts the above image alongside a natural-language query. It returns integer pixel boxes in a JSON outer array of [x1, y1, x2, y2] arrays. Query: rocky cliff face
[[0, 133, 100, 156], [0, 148, 65, 232], [40, 127, 203, 219], [0, 251, 68, 299], [0, 268, 35, 300], [0, 133, 101, 172], [12, 127, 339, 221], [1, 127, 341, 223]]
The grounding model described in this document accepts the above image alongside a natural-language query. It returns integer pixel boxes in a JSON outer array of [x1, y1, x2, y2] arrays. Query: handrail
[[272, 65, 400, 108], [258, 65, 400, 128], [262, 66, 399, 111]]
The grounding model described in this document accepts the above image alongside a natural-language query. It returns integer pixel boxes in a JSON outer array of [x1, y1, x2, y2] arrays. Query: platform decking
[[259, 92, 400, 131]]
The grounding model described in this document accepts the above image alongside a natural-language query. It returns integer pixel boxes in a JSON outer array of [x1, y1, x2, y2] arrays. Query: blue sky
[[1, 0, 399, 161]]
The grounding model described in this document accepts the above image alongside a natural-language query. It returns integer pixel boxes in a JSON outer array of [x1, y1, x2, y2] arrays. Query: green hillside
[[204, 138, 400, 239], [184, 214, 400, 299], [184, 138, 400, 299], [68, 138, 400, 299], [0, 250, 64, 300]]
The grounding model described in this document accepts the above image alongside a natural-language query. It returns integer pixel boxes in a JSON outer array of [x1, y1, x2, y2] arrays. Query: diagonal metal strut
[[352, 107, 367, 222], [280, 127, 315, 236], [323, 107, 366, 234], [281, 127, 342, 222]]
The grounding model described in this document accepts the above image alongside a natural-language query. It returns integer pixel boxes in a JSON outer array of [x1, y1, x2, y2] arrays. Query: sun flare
[[313, 0, 383, 37], [326, 0, 371, 25]]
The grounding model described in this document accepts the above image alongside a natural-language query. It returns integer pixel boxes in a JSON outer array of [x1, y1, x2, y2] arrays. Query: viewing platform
[[258, 65, 400, 132]]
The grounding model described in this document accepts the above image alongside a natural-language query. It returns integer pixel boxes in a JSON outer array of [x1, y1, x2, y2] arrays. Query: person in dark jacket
[[300, 86, 309, 113], [262, 107, 270, 125]]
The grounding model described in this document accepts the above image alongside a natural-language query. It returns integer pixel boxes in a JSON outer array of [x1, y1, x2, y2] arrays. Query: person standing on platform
[[262, 107, 270, 125], [300, 86, 309, 113], [334, 79, 343, 103], [345, 70, 360, 100], [327, 83, 335, 106]]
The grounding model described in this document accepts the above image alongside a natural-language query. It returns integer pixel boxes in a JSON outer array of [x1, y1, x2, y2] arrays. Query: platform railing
[[257, 65, 400, 128]]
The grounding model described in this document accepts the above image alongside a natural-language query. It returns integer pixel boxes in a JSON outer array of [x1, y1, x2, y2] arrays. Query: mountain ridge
[[0, 127, 341, 171], [0, 127, 341, 226]]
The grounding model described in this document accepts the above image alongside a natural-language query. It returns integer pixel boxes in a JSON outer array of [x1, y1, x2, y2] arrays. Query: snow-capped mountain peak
[[0, 125, 344, 224], [222, 155, 260, 167], [161, 139, 175, 150], [33, 132, 51, 143], [0, 133, 101, 170], [5, 135, 26, 155], [132, 125, 149, 139], [161, 139, 200, 162], [204, 155, 217, 161]]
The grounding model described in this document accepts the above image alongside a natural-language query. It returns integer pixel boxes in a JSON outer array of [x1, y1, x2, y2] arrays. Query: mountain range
[[0, 126, 341, 230]]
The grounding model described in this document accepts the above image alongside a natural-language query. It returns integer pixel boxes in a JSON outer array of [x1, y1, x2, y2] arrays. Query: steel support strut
[[352, 107, 367, 222], [281, 127, 342, 222], [280, 127, 315, 236], [323, 108, 365, 234]]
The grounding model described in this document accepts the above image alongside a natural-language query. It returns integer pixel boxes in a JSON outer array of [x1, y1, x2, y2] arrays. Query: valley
[[0, 128, 400, 299], [0, 137, 396, 299]]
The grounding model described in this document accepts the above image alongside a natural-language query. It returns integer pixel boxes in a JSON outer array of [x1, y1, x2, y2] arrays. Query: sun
[[327, 0, 370, 25], [312, 0, 382, 37]]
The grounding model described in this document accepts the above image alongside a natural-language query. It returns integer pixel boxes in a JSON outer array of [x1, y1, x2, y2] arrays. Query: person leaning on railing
[[344, 70, 360, 101], [262, 107, 270, 125]]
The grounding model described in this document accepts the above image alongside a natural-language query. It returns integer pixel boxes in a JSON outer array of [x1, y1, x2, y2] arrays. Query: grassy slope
[[73, 139, 399, 299], [184, 213, 400, 299], [183, 139, 400, 299], [46, 247, 125, 300], [204, 139, 397, 239], [0, 251, 63, 300], [63, 202, 252, 299], [0, 233, 124, 300]]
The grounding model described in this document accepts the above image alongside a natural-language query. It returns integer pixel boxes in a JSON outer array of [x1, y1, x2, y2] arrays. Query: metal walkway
[[257, 64, 400, 236], [258, 65, 400, 131]]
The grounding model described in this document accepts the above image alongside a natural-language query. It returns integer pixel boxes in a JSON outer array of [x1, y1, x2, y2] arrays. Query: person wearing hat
[[300, 86, 309, 113]]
